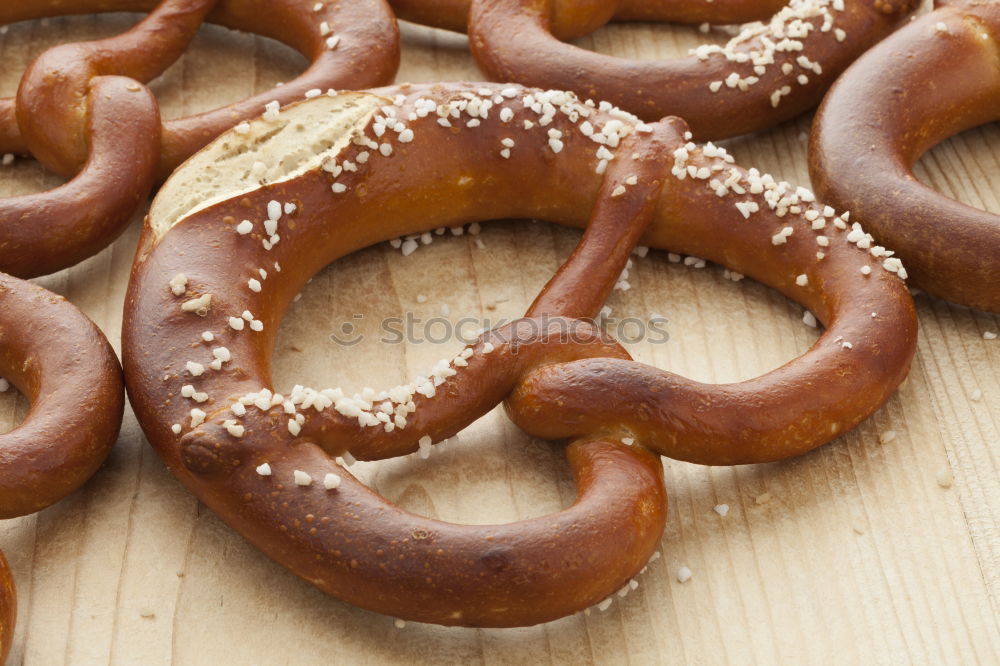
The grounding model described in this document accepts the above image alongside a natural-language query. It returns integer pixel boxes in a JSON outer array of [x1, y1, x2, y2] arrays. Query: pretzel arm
[[810, 3, 1000, 311], [469, 0, 917, 138]]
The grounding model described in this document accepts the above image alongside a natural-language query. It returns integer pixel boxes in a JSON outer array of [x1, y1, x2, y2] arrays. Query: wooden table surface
[[1, 4, 998, 664]]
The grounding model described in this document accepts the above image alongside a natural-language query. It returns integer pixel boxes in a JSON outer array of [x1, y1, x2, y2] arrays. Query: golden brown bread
[[810, 0, 1000, 312], [123, 83, 916, 626], [397, 0, 920, 139], [0, 275, 125, 519], [0, 0, 400, 279], [390, 0, 791, 38]]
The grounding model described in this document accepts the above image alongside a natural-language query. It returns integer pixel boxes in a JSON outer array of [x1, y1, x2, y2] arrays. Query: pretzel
[[123, 83, 917, 626], [0, 0, 400, 278], [399, 0, 921, 139], [0, 274, 125, 517], [389, 0, 790, 37], [0, 273, 127, 657], [810, 0, 1000, 312]]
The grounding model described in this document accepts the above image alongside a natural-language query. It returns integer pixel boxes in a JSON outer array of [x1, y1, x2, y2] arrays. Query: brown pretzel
[[810, 0, 1000, 312], [390, 0, 790, 38], [415, 0, 922, 139], [0, 275, 125, 518], [0, 274, 127, 656], [0, 0, 400, 279], [123, 83, 916, 627]]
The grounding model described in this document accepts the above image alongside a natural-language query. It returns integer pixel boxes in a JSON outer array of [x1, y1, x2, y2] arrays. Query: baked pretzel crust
[[124, 83, 916, 626], [810, 0, 1000, 311], [0, 0, 400, 278], [0, 275, 125, 519], [0, 273, 127, 657], [390, 0, 791, 38], [468, 0, 919, 139], [5, 0, 401, 179]]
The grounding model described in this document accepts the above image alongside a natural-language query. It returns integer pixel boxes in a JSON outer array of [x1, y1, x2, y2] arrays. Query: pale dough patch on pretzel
[[151, 92, 386, 239]]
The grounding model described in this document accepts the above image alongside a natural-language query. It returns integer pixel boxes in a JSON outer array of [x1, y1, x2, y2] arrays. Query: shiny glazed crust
[[124, 83, 917, 627], [810, 0, 1000, 312], [461, 0, 921, 139], [0, 275, 125, 519], [390, 0, 791, 37], [0, 275, 126, 658]]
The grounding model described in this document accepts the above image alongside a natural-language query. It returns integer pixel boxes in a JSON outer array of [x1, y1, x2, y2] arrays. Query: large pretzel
[[123, 83, 917, 626], [394, 0, 919, 139], [810, 0, 1000, 312], [0, 0, 399, 279], [0, 274, 126, 655]]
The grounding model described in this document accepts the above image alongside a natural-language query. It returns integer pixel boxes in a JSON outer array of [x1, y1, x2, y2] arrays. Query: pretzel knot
[[0, 0, 400, 278], [124, 83, 917, 627]]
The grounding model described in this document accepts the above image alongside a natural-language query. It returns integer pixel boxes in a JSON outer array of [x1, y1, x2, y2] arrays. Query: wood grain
[[1, 6, 998, 664]]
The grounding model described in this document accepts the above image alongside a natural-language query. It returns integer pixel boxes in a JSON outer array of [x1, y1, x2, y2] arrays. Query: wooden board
[[1, 6, 998, 664]]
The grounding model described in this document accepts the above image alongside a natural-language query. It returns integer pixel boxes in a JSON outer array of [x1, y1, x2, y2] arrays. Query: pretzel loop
[[176, 317, 669, 627], [810, 0, 1000, 312], [468, 0, 920, 139], [0, 275, 125, 518], [0, 274, 125, 661], [388, 0, 790, 37]]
